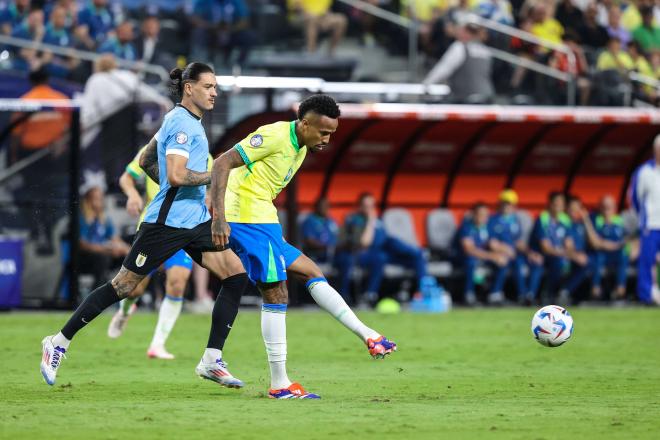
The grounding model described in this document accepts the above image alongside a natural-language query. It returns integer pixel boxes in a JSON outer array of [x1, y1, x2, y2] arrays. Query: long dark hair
[[169, 62, 214, 99]]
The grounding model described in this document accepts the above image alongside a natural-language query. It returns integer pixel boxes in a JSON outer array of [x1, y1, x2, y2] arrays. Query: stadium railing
[[0, 34, 169, 83]]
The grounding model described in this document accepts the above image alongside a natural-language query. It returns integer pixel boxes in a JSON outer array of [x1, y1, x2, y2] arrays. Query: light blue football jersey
[[142, 105, 211, 229]]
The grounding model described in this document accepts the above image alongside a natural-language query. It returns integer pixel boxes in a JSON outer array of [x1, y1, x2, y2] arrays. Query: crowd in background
[[0, 0, 659, 105]]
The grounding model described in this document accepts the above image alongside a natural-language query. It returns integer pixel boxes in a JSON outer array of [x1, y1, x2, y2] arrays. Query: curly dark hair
[[297, 94, 341, 120]]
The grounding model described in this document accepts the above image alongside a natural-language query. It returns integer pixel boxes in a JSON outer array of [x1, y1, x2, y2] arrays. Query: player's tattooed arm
[[139, 137, 159, 182], [166, 154, 211, 186], [210, 148, 245, 246], [182, 169, 212, 186]]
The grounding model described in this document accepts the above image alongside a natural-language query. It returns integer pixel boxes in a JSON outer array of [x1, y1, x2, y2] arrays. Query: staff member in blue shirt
[[528, 192, 572, 303], [488, 189, 528, 302], [590, 195, 628, 300], [457, 202, 509, 305], [561, 195, 594, 303], [335, 192, 428, 304], [301, 197, 338, 264]]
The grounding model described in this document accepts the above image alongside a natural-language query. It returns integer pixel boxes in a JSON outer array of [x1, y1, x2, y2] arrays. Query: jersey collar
[[290, 120, 300, 152], [176, 103, 201, 121]]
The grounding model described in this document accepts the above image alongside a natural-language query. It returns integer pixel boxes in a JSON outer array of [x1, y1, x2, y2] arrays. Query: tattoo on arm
[[182, 169, 212, 186], [139, 138, 159, 182]]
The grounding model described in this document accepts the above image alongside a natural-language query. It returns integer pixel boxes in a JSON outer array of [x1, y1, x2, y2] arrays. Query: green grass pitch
[[2, 308, 659, 439]]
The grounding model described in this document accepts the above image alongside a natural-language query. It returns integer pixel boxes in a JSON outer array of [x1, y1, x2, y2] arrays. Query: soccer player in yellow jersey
[[105, 147, 213, 360], [211, 94, 397, 399]]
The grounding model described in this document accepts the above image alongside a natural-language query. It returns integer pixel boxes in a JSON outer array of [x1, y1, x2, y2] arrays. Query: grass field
[[1, 307, 659, 439]]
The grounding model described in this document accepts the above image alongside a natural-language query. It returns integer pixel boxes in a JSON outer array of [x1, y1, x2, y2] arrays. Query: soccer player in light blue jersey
[[41, 63, 249, 389]]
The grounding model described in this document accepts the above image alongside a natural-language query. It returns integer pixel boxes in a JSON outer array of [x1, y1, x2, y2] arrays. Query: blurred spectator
[[98, 20, 137, 61], [488, 189, 528, 302], [441, 0, 470, 40], [80, 54, 172, 185], [288, 0, 347, 56], [424, 24, 494, 104], [589, 195, 628, 300], [631, 135, 660, 305], [432, 0, 470, 57], [76, 0, 118, 48], [44, 0, 79, 31], [632, 6, 660, 52], [597, 35, 634, 73], [621, 0, 649, 32], [456, 202, 509, 306], [190, 0, 255, 68], [577, 1, 609, 49], [595, 0, 613, 27], [135, 14, 171, 68], [476, 0, 514, 26], [555, 0, 584, 36], [527, 192, 571, 303], [9, 67, 70, 164], [561, 195, 594, 303], [335, 192, 428, 304], [607, 5, 632, 46], [43, 5, 80, 78], [628, 40, 657, 102], [0, 0, 30, 35], [346, 0, 393, 47], [529, 3, 564, 47], [549, 30, 591, 105], [10, 7, 47, 72], [79, 183, 130, 287], [301, 198, 338, 264], [400, 0, 444, 55]]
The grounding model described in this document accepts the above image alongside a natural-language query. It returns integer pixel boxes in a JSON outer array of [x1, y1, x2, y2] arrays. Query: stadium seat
[[426, 208, 457, 256], [382, 208, 419, 247]]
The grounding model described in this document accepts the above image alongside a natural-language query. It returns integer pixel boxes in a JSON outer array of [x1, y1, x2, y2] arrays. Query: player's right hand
[[212, 219, 231, 248], [126, 194, 144, 217]]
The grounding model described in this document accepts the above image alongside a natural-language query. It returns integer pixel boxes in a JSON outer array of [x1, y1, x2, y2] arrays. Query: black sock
[[207, 273, 248, 350], [61, 282, 121, 340]]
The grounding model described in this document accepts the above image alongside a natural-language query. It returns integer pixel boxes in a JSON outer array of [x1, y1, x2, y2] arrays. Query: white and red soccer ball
[[531, 305, 574, 347]]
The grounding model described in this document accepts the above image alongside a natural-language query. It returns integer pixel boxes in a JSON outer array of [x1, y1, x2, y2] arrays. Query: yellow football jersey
[[226, 121, 306, 223], [125, 146, 213, 229]]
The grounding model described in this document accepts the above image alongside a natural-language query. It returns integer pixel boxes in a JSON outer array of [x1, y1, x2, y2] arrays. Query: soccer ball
[[531, 305, 574, 347]]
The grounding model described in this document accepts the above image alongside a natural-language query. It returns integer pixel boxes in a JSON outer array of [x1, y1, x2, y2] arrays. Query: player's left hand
[[212, 219, 231, 248]]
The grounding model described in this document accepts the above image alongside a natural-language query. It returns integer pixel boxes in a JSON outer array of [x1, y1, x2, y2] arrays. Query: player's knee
[[111, 269, 142, 299], [166, 278, 186, 297]]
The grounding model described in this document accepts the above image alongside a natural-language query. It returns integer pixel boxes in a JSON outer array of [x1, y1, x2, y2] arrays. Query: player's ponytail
[[169, 63, 214, 99], [169, 67, 184, 98]]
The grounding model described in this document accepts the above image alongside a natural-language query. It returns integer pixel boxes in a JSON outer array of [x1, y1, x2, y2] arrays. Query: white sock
[[261, 304, 291, 390], [149, 295, 183, 348], [202, 348, 222, 364], [307, 278, 380, 342], [52, 332, 71, 350]]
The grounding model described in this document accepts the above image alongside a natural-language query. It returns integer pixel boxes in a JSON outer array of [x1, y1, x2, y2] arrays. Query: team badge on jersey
[[249, 134, 263, 148], [175, 132, 188, 144], [136, 252, 148, 268]]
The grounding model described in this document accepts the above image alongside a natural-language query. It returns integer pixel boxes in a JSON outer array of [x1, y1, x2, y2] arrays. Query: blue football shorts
[[228, 223, 302, 284]]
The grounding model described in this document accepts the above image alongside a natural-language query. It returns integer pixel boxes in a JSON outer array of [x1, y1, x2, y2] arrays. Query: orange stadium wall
[[213, 105, 660, 247]]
